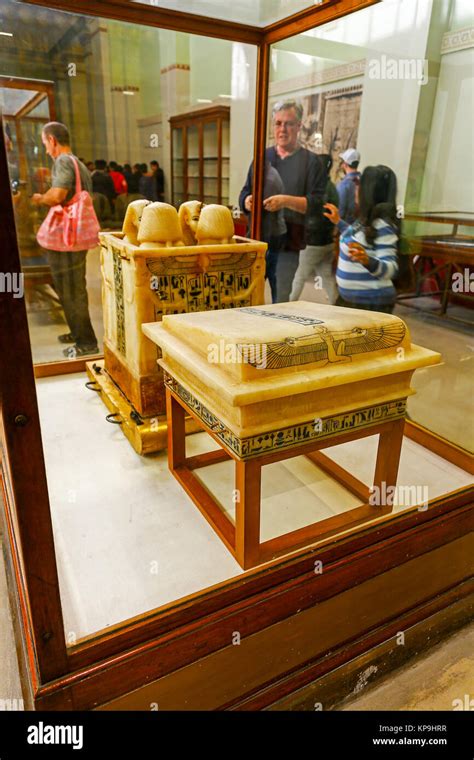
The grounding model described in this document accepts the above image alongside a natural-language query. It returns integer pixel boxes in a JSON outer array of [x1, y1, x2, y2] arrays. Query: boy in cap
[[337, 148, 361, 224]]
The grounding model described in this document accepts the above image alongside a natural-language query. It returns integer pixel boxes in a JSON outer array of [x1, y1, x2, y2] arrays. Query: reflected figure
[[336, 148, 361, 225], [240, 99, 326, 304], [92, 159, 115, 213], [32, 121, 99, 357], [324, 164, 400, 314], [290, 153, 338, 304], [239, 160, 286, 303], [150, 160, 165, 202]]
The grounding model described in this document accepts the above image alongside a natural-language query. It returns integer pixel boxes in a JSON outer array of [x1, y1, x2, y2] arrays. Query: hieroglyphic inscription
[[164, 371, 407, 460], [112, 247, 126, 355]]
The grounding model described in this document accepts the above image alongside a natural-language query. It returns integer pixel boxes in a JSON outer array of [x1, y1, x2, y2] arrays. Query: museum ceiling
[[0, 0, 92, 56]]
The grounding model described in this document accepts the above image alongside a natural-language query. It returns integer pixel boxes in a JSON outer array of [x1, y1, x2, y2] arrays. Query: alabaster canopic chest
[[142, 302, 441, 568], [99, 229, 266, 419]]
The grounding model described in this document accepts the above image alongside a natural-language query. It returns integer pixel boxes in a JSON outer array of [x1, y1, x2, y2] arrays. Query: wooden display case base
[[85, 360, 202, 455]]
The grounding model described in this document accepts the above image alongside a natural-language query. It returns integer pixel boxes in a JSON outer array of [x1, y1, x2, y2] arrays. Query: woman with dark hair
[[290, 153, 338, 304], [324, 164, 400, 313]]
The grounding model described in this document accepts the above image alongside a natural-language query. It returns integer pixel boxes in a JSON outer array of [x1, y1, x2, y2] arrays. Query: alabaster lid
[[143, 302, 442, 408], [159, 301, 412, 375]]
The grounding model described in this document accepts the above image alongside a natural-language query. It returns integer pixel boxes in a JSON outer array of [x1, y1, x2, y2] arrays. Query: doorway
[[1, 76, 57, 308]]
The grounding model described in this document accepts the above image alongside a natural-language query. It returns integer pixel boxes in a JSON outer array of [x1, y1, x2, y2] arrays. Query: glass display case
[[0, 0, 472, 713]]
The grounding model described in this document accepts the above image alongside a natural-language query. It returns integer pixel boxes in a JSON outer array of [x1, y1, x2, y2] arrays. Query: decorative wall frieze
[[269, 58, 365, 97], [160, 63, 191, 75], [111, 85, 140, 93], [441, 27, 474, 55]]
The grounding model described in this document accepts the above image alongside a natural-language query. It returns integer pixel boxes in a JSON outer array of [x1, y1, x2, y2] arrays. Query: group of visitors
[[239, 99, 402, 314], [83, 158, 165, 212]]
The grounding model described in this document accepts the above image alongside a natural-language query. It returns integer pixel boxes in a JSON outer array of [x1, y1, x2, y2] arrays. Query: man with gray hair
[[240, 99, 325, 302]]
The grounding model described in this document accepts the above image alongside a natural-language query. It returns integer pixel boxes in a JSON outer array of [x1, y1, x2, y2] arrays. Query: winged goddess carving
[[237, 322, 406, 369]]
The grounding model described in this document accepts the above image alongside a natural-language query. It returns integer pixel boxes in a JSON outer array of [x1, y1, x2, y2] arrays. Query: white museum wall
[[450, 0, 474, 30], [189, 36, 232, 104], [102, 20, 162, 166], [137, 116, 165, 183], [229, 42, 257, 209], [418, 45, 474, 218]]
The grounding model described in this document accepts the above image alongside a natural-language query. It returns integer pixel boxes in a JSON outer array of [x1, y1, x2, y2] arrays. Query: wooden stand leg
[[372, 418, 405, 512], [235, 459, 262, 570], [166, 389, 186, 470]]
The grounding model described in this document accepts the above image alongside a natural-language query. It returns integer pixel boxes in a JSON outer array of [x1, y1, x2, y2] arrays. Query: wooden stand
[[166, 386, 406, 569]]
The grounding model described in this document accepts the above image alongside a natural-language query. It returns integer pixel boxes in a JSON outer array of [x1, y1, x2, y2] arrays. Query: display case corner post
[[0, 124, 68, 685], [251, 41, 271, 243]]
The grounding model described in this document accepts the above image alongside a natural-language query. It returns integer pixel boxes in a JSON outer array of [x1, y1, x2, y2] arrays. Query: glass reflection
[[265, 0, 474, 451]]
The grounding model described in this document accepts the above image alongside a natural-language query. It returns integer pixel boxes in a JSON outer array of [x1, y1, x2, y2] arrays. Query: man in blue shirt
[[336, 148, 361, 224], [240, 99, 325, 302]]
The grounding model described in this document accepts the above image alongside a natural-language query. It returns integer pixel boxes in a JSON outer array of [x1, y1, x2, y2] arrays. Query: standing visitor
[[290, 154, 338, 304], [108, 160, 128, 195], [123, 163, 142, 194], [239, 160, 286, 303], [336, 148, 361, 224], [150, 160, 165, 202], [32, 121, 99, 357], [241, 100, 325, 303], [324, 164, 400, 313], [92, 159, 116, 212], [139, 163, 158, 201]]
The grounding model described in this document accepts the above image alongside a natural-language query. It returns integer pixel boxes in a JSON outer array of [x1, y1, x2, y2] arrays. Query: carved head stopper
[[138, 202, 185, 248], [195, 204, 235, 245], [178, 201, 205, 246], [122, 199, 151, 245]]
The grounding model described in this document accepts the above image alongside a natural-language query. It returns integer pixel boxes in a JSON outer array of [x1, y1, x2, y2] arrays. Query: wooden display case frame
[[0, 0, 472, 711]]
